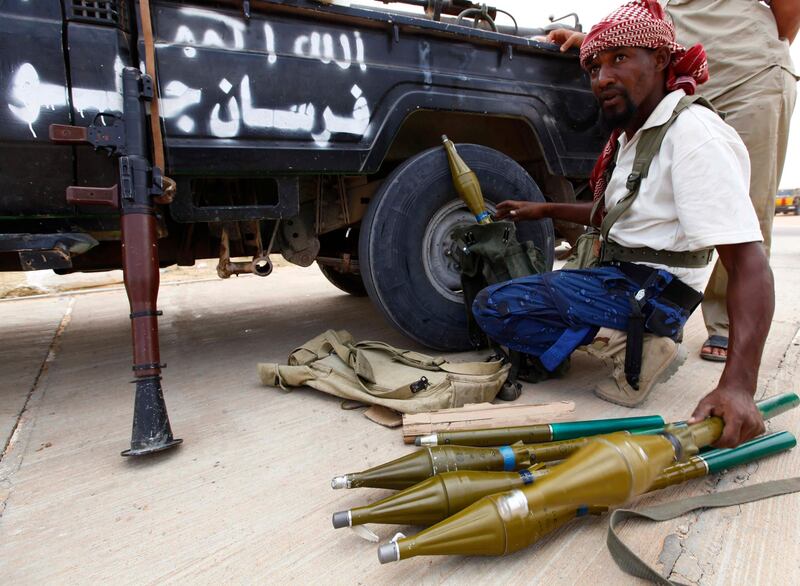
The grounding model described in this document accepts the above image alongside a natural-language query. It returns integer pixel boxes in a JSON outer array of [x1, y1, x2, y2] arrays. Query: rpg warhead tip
[[377, 542, 400, 564], [416, 434, 437, 447], [330, 475, 351, 490], [331, 510, 352, 529]]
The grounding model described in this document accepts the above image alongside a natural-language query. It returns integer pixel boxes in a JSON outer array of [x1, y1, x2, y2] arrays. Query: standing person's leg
[[701, 67, 796, 360]]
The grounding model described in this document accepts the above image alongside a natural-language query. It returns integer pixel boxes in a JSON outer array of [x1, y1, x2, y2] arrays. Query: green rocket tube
[[702, 430, 796, 474], [753, 393, 800, 420], [549, 416, 664, 441], [415, 415, 664, 447], [415, 393, 798, 448]]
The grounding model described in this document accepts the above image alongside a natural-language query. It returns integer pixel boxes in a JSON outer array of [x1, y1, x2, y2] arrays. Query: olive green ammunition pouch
[[452, 221, 546, 348], [563, 229, 602, 270], [451, 221, 549, 399], [257, 329, 510, 414]]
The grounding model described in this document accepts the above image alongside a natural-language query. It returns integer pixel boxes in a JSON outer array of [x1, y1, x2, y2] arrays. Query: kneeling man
[[474, 0, 771, 447]]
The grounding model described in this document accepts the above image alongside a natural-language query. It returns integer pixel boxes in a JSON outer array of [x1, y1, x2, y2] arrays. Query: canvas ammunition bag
[[257, 329, 510, 414], [452, 221, 545, 348], [450, 221, 549, 398], [563, 228, 603, 270]]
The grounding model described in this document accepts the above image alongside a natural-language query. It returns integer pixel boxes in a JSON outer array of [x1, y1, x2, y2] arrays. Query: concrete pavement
[[1, 216, 799, 584]]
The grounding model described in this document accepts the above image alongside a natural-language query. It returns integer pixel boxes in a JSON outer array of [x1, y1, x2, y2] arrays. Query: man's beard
[[600, 90, 637, 132]]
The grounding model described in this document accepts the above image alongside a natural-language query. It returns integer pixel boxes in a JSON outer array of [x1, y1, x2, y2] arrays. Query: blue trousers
[[472, 266, 692, 372]]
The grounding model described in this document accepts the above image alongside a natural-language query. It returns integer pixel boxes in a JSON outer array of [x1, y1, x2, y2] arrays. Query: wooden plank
[[401, 400, 575, 443]]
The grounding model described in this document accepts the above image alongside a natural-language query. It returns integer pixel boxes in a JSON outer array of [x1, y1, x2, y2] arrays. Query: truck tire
[[359, 144, 554, 351], [318, 264, 368, 297]]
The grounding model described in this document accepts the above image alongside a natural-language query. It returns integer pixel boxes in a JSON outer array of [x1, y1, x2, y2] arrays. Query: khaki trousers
[[702, 66, 797, 338]]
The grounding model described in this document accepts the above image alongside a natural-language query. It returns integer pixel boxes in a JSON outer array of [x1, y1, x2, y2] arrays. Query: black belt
[[606, 261, 703, 313], [602, 261, 704, 390]]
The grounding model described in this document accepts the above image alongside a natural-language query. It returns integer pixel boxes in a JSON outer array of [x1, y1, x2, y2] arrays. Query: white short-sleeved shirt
[[603, 89, 762, 291]]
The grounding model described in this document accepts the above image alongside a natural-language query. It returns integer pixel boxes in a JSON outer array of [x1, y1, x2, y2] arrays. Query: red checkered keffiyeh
[[581, 0, 709, 223]]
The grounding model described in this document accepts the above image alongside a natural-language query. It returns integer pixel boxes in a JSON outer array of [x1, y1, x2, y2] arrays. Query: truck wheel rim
[[422, 199, 495, 304]]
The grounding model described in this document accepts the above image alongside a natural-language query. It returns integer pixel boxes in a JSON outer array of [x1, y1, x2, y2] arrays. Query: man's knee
[[472, 287, 499, 332], [473, 287, 491, 314], [474, 280, 518, 314]]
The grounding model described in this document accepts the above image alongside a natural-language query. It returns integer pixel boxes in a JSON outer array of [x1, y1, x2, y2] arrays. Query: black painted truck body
[[1, 0, 605, 350]]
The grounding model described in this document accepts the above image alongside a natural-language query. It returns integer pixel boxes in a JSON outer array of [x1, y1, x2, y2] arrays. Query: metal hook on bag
[[410, 376, 430, 393]]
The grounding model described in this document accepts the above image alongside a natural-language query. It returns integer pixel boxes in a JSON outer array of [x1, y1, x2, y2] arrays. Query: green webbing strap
[[601, 241, 714, 268], [607, 477, 800, 585], [600, 95, 715, 266]]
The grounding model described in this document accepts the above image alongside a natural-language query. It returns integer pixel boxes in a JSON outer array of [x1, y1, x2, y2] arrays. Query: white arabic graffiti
[[7, 63, 65, 137], [173, 7, 246, 50], [7, 60, 124, 137], [312, 84, 369, 144], [165, 12, 366, 71], [160, 80, 203, 123], [166, 8, 275, 66], [264, 23, 277, 65], [202, 77, 369, 144], [240, 75, 315, 131], [293, 31, 366, 71], [7, 10, 373, 143], [7, 61, 372, 143]]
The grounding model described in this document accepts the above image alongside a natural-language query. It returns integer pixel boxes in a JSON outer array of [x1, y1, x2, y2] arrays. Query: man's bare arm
[[689, 242, 773, 446], [495, 201, 595, 226], [771, 0, 800, 43]]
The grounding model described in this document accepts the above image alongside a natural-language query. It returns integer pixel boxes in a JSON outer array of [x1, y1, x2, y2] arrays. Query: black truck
[[1, 0, 604, 455]]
